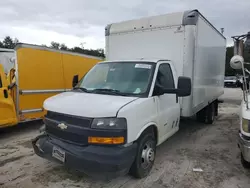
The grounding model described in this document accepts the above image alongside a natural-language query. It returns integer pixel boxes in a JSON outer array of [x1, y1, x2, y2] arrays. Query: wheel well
[[139, 125, 158, 144]]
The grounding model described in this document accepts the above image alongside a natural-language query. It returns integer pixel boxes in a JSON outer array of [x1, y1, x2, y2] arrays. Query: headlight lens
[[242, 118, 250, 133], [91, 118, 127, 129]]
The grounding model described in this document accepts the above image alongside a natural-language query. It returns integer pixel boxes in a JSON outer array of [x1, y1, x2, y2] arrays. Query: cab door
[[0, 64, 17, 127], [153, 62, 180, 144]]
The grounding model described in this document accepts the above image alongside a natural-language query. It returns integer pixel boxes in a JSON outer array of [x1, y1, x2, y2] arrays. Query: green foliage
[[60, 43, 68, 50], [0, 41, 4, 48], [50, 42, 105, 57], [1, 36, 19, 49], [50, 41, 60, 49], [225, 46, 235, 76]]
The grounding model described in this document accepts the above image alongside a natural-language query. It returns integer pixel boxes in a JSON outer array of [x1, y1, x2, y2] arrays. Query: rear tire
[[196, 102, 215, 124], [196, 108, 206, 123], [214, 100, 218, 116], [205, 102, 215, 124], [241, 153, 250, 169], [129, 133, 156, 178]]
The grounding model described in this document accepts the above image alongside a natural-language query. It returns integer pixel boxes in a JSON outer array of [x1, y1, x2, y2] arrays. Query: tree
[[225, 46, 235, 76], [50, 41, 60, 49], [2, 36, 17, 49], [97, 48, 104, 55], [0, 41, 4, 48], [60, 43, 68, 50]]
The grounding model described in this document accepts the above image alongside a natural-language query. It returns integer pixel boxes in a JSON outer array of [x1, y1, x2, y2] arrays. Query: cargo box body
[[105, 10, 226, 117]]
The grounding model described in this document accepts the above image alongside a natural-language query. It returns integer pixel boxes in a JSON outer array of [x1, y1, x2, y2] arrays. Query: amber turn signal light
[[88, 136, 124, 144]]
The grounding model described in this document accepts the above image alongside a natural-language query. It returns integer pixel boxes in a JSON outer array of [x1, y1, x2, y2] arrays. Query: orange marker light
[[88, 136, 124, 144]]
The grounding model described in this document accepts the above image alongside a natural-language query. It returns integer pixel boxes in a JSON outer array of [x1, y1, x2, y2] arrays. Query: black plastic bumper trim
[[32, 134, 137, 178]]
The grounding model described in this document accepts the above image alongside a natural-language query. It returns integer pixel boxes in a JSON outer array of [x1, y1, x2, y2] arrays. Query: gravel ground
[[0, 88, 249, 188]]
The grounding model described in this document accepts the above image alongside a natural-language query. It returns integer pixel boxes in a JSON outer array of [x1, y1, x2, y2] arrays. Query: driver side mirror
[[177, 76, 191, 97], [72, 75, 79, 88], [154, 76, 191, 97]]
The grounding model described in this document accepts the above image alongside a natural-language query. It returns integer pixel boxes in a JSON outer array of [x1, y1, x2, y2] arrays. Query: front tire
[[241, 153, 250, 169], [129, 133, 156, 178]]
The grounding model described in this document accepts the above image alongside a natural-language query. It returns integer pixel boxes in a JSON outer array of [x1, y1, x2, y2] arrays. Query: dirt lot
[[0, 88, 250, 188]]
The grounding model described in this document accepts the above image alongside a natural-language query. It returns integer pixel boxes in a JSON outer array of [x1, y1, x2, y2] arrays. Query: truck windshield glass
[[76, 62, 155, 96]]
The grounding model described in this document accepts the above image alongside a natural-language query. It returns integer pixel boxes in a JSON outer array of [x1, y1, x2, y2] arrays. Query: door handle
[[3, 89, 8, 98]]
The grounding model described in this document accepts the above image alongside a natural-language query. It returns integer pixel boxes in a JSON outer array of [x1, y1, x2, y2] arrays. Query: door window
[[157, 64, 175, 88]]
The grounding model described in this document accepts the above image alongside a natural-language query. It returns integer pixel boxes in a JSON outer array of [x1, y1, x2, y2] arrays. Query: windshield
[[76, 61, 155, 96]]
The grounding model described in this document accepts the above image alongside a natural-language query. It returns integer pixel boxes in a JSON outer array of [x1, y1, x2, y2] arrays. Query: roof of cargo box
[[14, 43, 104, 60], [105, 9, 225, 39]]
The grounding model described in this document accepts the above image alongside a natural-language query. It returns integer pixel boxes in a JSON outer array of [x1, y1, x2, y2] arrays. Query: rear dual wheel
[[196, 102, 217, 124]]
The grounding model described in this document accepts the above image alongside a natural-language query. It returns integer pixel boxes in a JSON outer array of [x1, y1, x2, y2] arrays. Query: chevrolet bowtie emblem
[[57, 123, 67, 130]]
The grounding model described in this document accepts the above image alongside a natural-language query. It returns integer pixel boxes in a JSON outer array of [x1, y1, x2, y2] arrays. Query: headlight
[[242, 118, 250, 133], [91, 118, 127, 129]]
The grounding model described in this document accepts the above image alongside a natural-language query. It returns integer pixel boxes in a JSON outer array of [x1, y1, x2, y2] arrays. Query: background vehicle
[[224, 76, 238, 87], [0, 43, 102, 128], [230, 32, 250, 169], [33, 9, 226, 179]]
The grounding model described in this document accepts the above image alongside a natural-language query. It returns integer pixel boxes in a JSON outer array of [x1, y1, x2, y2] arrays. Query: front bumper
[[32, 134, 137, 179], [238, 132, 250, 162], [224, 82, 237, 87]]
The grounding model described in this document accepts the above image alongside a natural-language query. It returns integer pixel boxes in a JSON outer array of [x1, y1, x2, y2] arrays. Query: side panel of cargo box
[[181, 15, 226, 117]]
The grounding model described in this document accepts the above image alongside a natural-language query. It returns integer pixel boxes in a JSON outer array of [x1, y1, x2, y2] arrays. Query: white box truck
[[32, 9, 226, 179]]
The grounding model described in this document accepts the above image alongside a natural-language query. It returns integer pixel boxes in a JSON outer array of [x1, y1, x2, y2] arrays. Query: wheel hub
[[141, 143, 155, 169]]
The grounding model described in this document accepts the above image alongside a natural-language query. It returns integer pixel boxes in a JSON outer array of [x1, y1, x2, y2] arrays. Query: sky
[[0, 0, 249, 49]]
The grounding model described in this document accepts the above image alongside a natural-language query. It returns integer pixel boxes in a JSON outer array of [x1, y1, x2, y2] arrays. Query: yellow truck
[[0, 43, 103, 128]]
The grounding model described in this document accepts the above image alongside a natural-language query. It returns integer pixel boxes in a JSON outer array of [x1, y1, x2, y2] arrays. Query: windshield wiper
[[73, 87, 91, 93], [92, 88, 129, 96]]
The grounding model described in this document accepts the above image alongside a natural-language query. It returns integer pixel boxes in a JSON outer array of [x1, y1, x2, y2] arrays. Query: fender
[[135, 122, 158, 143]]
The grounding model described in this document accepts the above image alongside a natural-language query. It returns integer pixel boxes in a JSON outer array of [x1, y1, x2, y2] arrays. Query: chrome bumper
[[238, 132, 250, 162]]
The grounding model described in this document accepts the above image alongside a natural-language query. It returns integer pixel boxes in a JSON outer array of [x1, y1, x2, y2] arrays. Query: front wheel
[[129, 133, 156, 178], [241, 153, 250, 169]]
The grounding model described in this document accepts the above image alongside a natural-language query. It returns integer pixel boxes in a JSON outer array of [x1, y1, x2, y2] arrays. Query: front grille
[[46, 111, 93, 128], [44, 111, 93, 145], [46, 124, 88, 145]]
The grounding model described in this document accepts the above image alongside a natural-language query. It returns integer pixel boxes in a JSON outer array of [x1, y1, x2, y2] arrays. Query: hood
[[44, 91, 138, 118]]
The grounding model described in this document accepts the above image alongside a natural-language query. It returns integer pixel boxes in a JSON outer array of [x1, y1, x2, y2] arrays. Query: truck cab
[[33, 59, 191, 178]]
